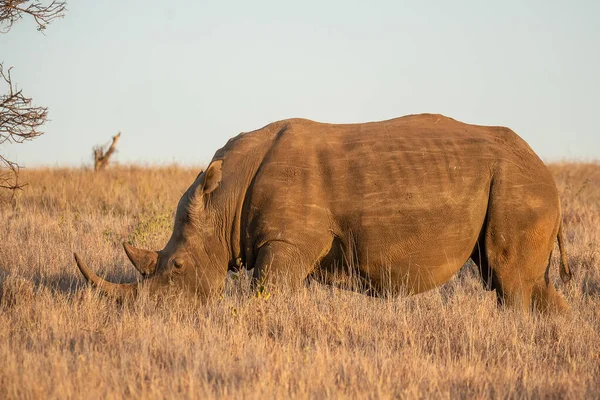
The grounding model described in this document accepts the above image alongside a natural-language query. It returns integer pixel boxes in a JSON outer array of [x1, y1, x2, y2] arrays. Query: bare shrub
[[93, 132, 121, 171], [0, 64, 48, 190], [0, 1, 67, 191]]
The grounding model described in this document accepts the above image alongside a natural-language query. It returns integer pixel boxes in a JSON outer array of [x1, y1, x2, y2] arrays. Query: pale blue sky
[[1, 0, 599, 167]]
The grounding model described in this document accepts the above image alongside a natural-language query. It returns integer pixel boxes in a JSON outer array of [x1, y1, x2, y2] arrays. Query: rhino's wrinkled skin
[[75, 114, 571, 312]]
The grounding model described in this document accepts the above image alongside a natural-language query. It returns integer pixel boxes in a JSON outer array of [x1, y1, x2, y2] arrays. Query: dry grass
[[1, 163, 599, 399]]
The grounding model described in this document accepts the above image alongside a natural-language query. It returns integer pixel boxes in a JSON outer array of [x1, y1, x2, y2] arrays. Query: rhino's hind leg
[[479, 171, 569, 313], [489, 228, 571, 313], [473, 241, 537, 311], [483, 226, 558, 313], [532, 257, 570, 314]]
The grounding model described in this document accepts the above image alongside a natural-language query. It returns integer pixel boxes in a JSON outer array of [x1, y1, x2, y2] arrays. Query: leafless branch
[[0, 0, 66, 32], [0, 154, 25, 190], [0, 2, 66, 193], [0, 63, 47, 190], [94, 132, 121, 171], [0, 63, 47, 144]]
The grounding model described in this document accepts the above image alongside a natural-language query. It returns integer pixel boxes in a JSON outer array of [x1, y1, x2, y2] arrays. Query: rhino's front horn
[[74, 253, 138, 300], [123, 243, 158, 276]]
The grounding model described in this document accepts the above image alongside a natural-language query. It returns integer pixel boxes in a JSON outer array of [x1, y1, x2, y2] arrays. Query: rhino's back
[[250, 113, 547, 202]]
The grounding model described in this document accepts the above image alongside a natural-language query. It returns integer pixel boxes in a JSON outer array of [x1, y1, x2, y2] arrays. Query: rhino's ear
[[201, 159, 223, 194]]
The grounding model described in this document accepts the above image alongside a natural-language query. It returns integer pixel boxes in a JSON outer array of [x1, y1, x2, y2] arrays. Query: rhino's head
[[74, 160, 229, 301]]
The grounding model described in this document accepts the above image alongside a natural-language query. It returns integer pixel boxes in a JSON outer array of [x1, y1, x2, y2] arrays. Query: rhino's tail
[[557, 222, 572, 283]]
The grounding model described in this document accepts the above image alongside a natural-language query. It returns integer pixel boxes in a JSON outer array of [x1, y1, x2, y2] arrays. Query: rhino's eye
[[173, 259, 184, 269]]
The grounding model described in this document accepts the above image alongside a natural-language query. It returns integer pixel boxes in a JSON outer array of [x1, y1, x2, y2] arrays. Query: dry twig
[[0, 63, 47, 190], [93, 132, 121, 171], [0, 0, 66, 32], [0, 1, 66, 191]]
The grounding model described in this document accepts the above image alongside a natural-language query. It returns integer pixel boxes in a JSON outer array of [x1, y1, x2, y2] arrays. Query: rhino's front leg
[[252, 241, 318, 292]]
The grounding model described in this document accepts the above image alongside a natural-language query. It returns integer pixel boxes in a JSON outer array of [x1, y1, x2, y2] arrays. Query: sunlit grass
[[0, 163, 599, 398]]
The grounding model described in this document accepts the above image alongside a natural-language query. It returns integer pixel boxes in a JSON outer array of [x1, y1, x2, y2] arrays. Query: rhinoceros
[[74, 113, 571, 312]]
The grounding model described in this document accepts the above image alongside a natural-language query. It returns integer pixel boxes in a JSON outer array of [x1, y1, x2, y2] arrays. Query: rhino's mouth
[[74, 253, 138, 300]]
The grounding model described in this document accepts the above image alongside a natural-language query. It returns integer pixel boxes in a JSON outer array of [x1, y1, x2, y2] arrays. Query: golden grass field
[[0, 163, 599, 398]]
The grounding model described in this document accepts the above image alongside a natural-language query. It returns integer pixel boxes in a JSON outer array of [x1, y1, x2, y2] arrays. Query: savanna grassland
[[0, 163, 599, 399]]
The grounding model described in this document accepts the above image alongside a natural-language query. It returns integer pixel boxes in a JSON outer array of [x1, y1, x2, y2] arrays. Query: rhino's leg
[[483, 173, 568, 313], [483, 221, 555, 312], [252, 240, 331, 292], [479, 228, 569, 313], [471, 240, 539, 311], [531, 256, 570, 313]]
